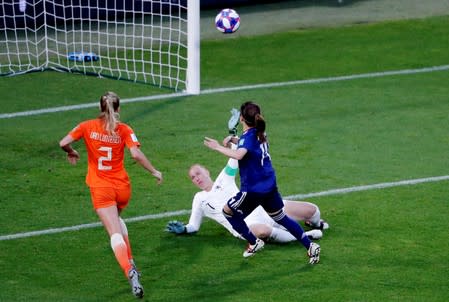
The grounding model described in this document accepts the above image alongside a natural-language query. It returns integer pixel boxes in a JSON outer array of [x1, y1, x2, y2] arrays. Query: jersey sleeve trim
[[224, 165, 238, 176]]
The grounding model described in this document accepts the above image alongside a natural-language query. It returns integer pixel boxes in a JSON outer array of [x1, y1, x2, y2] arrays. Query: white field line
[[1, 64, 449, 119], [1, 175, 448, 241], [2, 65, 448, 240], [284, 175, 449, 200], [0, 210, 190, 241], [0, 92, 189, 119]]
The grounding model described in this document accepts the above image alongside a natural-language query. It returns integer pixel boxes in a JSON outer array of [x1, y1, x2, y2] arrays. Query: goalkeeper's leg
[[248, 223, 297, 242], [228, 108, 241, 135], [269, 227, 322, 242]]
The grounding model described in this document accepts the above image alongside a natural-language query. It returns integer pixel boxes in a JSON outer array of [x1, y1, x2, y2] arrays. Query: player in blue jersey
[[166, 155, 326, 242], [204, 101, 321, 264]]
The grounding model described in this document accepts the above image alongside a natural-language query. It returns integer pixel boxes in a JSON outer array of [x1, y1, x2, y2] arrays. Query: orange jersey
[[69, 119, 140, 188]]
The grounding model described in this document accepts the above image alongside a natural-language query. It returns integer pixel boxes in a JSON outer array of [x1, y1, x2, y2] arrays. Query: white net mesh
[[0, 0, 193, 91]]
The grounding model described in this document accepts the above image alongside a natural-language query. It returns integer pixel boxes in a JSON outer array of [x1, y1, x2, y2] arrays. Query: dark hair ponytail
[[240, 101, 267, 143]]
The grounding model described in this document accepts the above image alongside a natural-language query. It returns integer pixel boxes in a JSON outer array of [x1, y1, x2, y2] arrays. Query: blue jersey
[[238, 128, 277, 193]]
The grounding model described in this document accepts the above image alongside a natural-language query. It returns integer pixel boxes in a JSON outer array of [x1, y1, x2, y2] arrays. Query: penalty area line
[[1, 64, 449, 119], [285, 175, 449, 200], [0, 92, 190, 119], [0, 210, 190, 241], [1, 175, 449, 241]]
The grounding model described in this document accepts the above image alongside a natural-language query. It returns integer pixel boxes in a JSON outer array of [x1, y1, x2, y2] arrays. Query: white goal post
[[0, 0, 200, 94]]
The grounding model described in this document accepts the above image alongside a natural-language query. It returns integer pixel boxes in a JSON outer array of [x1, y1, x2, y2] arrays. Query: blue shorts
[[227, 189, 284, 217]]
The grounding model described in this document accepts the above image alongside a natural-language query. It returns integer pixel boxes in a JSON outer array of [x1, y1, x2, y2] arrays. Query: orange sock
[[123, 234, 133, 261], [119, 218, 134, 262], [111, 233, 132, 276]]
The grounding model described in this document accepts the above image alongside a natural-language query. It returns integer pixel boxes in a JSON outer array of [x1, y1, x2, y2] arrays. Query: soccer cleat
[[305, 229, 323, 240], [321, 220, 330, 230], [228, 108, 240, 135], [305, 219, 329, 230], [243, 238, 265, 258], [308, 242, 321, 265], [130, 259, 141, 277], [128, 268, 144, 299]]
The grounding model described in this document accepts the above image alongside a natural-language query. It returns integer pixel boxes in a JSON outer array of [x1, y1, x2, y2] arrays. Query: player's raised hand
[[223, 135, 239, 147], [204, 137, 220, 150]]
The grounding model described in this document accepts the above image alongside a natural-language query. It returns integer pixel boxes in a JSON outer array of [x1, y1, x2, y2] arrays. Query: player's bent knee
[[250, 224, 272, 239]]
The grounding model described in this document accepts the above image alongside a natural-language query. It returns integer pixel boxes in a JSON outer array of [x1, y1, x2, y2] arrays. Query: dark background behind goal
[[1, 0, 299, 29]]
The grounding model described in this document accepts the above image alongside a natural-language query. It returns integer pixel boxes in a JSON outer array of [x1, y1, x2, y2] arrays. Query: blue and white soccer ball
[[215, 8, 240, 33]]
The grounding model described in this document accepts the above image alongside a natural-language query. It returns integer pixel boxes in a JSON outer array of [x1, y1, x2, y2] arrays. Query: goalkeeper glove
[[166, 220, 187, 234]]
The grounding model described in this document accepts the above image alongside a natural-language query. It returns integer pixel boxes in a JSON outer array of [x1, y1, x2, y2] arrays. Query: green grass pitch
[[1, 14, 449, 302]]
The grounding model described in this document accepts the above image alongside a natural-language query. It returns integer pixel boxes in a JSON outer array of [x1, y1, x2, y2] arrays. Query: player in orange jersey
[[59, 91, 162, 299]]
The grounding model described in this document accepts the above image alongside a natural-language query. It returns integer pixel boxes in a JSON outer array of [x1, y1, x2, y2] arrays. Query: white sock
[[269, 228, 296, 243], [305, 229, 323, 240], [308, 206, 321, 227]]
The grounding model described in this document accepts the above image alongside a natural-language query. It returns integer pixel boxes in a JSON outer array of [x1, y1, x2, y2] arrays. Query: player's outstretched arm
[[204, 137, 247, 160], [129, 146, 162, 184], [166, 220, 187, 234]]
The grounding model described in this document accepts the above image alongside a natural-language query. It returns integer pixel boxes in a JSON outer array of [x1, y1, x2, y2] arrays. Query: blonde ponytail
[[99, 91, 120, 134]]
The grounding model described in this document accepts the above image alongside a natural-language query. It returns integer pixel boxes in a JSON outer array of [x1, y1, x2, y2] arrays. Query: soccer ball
[[215, 9, 240, 33]]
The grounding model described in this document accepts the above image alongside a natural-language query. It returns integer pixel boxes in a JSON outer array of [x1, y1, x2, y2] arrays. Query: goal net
[[0, 0, 200, 94]]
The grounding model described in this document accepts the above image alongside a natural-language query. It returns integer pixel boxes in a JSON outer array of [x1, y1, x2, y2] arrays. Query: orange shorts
[[89, 186, 131, 210]]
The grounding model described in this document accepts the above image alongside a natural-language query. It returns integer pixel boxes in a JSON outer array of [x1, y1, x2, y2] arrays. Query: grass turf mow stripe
[[1, 64, 449, 119], [1, 174, 448, 241], [2, 64, 448, 239]]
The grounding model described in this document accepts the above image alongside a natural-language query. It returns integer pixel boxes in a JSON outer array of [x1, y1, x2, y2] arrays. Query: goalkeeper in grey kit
[[166, 109, 328, 242]]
